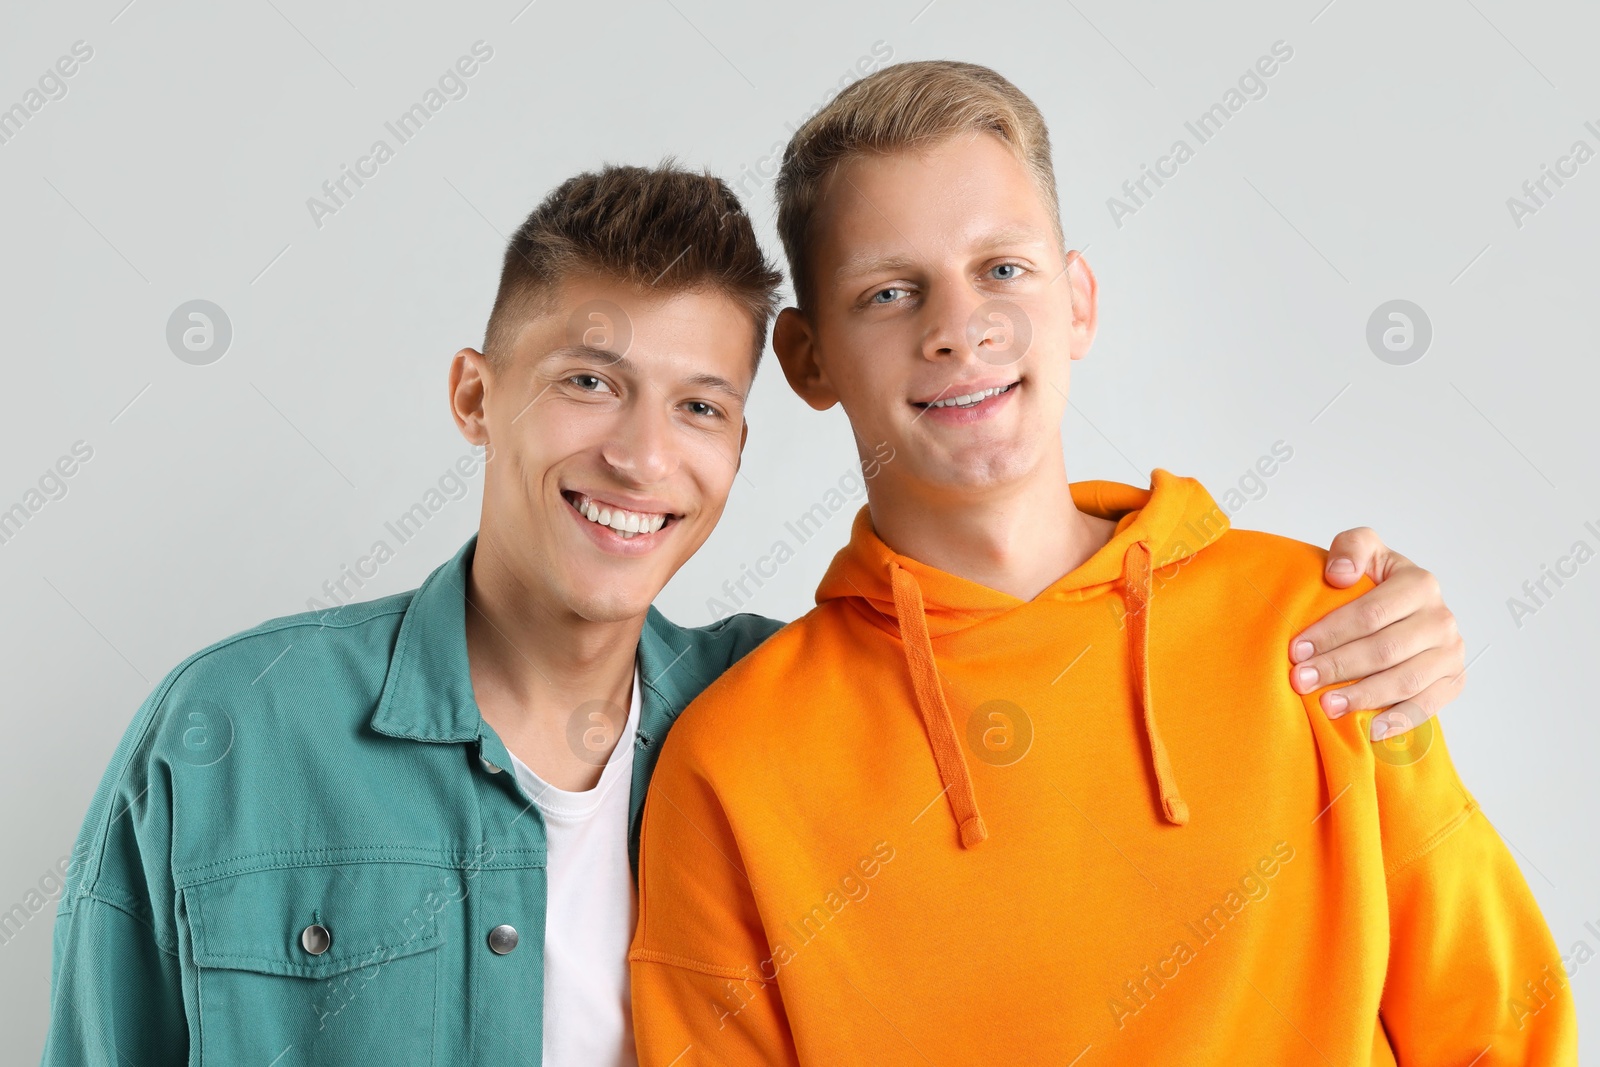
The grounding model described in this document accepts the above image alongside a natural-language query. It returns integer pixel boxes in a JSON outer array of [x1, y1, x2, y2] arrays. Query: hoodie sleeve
[[628, 729, 801, 1067], [1369, 719, 1576, 1063]]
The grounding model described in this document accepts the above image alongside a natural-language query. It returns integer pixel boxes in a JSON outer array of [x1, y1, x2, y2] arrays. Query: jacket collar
[[369, 532, 685, 747], [369, 533, 486, 743]]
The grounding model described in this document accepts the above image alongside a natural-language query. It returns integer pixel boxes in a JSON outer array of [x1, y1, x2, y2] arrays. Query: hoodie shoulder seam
[[1384, 798, 1479, 881]]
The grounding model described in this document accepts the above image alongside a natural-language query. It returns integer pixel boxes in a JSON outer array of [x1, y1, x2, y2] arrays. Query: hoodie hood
[[815, 469, 1229, 846]]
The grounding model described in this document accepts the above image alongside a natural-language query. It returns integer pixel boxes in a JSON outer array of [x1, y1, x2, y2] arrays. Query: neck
[[866, 453, 1116, 601], [463, 530, 642, 789]]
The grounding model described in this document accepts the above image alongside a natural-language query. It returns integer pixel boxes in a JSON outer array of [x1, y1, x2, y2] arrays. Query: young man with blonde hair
[[628, 62, 1574, 1064]]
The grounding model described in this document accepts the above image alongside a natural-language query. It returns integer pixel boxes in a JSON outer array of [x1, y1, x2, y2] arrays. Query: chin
[[917, 446, 1036, 493], [559, 581, 657, 625]]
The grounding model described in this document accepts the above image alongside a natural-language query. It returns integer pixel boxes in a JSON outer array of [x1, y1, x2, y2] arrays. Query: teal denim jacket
[[41, 532, 780, 1066]]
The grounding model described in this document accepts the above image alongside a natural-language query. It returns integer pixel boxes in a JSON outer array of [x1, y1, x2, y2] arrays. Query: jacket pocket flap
[[187, 862, 447, 979]]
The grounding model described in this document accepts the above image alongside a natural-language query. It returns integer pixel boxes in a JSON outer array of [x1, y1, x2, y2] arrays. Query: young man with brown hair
[[627, 63, 1573, 1064], [42, 162, 784, 1067], [44, 159, 1465, 1066]]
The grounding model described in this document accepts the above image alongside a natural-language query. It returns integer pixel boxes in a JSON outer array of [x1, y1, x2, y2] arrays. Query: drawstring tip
[[1162, 796, 1190, 826], [958, 815, 988, 848]]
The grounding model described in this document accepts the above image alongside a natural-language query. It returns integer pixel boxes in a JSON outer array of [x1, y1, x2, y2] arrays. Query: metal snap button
[[300, 923, 332, 955], [488, 924, 519, 955]]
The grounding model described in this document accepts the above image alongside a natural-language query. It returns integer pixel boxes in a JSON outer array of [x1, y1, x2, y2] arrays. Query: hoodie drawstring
[[885, 543, 1188, 847], [888, 561, 989, 849], [1124, 541, 1189, 826]]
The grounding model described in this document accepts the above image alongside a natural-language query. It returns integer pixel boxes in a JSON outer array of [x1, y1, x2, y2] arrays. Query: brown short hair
[[774, 60, 1063, 310], [484, 160, 783, 372]]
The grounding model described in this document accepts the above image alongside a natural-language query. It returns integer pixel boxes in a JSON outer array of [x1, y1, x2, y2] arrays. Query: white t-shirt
[[507, 666, 642, 1067]]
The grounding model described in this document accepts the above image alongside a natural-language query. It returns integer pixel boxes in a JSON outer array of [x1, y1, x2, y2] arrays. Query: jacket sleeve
[[628, 730, 800, 1067], [1373, 720, 1577, 1063], [41, 687, 189, 1066]]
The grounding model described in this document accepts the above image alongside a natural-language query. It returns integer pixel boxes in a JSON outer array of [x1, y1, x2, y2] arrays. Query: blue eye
[[685, 401, 720, 418], [871, 287, 906, 304], [991, 263, 1022, 280]]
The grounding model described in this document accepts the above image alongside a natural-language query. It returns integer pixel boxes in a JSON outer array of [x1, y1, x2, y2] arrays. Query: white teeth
[[927, 384, 1012, 409], [571, 494, 669, 537]]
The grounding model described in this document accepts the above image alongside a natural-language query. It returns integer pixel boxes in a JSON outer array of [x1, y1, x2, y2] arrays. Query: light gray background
[[3, 0, 1596, 1053]]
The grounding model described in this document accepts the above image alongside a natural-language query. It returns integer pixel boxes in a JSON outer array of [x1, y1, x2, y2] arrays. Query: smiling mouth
[[562, 491, 677, 540], [912, 379, 1021, 410]]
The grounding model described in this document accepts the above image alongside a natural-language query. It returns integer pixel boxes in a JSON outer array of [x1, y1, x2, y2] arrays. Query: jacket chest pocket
[[185, 862, 450, 1066]]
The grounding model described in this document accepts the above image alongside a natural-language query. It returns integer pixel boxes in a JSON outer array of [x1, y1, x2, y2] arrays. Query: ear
[[449, 347, 492, 446], [1063, 250, 1099, 361], [773, 307, 840, 411]]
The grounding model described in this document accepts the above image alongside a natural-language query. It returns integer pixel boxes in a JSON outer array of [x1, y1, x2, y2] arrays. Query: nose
[[600, 393, 679, 486], [919, 275, 987, 364]]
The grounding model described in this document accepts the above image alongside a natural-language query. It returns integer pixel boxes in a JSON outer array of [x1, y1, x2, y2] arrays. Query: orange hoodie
[[629, 470, 1576, 1065]]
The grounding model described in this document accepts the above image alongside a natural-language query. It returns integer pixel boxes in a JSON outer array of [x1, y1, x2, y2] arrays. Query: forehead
[[812, 131, 1055, 280], [518, 274, 757, 386]]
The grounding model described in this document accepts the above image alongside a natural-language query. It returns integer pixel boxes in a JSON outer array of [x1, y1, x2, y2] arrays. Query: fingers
[[1292, 564, 1444, 662], [1291, 609, 1443, 695], [1315, 645, 1463, 719], [1323, 526, 1388, 587], [1368, 673, 1464, 740]]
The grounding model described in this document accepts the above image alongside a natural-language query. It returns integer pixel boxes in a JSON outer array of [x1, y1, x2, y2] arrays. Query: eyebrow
[[832, 225, 1051, 284], [542, 345, 747, 402]]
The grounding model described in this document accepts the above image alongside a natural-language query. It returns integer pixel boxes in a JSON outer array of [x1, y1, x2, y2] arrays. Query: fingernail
[[1292, 640, 1314, 663], [1328, 557, 1356, 577], [1371, 720, 1394, 742], [1295, 665, 1319, 690], [1323, 692, 1348, 717]]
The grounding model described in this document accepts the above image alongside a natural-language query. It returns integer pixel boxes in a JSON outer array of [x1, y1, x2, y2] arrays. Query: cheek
[[821, 320, 900, 392], [688, 447, 739, 518]]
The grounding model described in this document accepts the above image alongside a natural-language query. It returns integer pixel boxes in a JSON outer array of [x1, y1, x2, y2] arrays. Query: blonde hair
[[774, 60, 1063, 310]]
